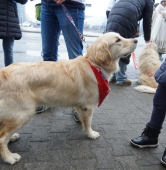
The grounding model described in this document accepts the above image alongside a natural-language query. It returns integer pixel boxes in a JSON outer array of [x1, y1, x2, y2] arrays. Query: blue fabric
[[158, 52, 163, 61], [147, 59, 166, 129], [2, 37, 14, 66], [148, 84, 166, 130], [41, 0, 85, 10], [155, 59, 166, 86], [41, 4, 84, 61], [115, 59, 128, 84]]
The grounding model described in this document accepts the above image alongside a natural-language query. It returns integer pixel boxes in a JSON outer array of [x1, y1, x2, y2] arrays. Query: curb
[[21, 29, 102, 37]]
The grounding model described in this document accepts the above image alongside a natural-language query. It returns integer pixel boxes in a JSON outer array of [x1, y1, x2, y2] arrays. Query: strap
[[61, 4, 89, 49]]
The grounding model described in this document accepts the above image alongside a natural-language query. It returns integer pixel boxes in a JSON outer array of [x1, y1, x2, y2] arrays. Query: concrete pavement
[[0, 32, 166, 169]]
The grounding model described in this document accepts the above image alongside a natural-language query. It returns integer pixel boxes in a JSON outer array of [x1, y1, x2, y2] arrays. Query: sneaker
[[116, 80, 131, 86], [161, 149, 166, 166], [36, 106, 48, 114], [72, 108, 81, 123]]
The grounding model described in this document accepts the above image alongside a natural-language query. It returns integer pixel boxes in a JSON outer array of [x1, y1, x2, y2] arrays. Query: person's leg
[[130, 84, 166, 148], [147, 84, 166, 129], [2, 37, 14, 66], [158, 52, 163, 62], [56, 7, 84, 59], [115, 59, 131, 86], [37, 4, 60, 114], [41, 4, 60, 61], [55, 7, 84, 122]]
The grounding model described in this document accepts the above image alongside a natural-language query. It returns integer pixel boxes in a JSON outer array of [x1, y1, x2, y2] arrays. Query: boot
[[161, 149, 166, 166], [130, 125, 160, 148]]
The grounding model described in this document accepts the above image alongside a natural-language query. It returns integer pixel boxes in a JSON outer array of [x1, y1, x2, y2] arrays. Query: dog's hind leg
[[0, 113, 34, 164], [0, 119, 22, 164], [76, 105, 100, 139]]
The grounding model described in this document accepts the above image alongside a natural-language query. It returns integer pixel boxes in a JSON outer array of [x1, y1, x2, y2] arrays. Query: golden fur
[[0, 32, 137, 164], [134, 42, 161, 93]]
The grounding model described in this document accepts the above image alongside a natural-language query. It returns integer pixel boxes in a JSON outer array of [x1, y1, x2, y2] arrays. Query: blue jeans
[[2, 37, 14, 66], [158, 52, 163, 62], [147, 84, 166, 130], [41, 4, 84, 61], [114, 59, 128, 84]]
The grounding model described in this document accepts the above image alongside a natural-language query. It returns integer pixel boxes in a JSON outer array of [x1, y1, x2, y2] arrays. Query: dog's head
[[87, 32, 137, 67], [143, 42, 157, 51]]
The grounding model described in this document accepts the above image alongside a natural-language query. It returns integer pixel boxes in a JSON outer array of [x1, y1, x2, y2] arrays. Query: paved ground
[[0, 31, 166, 170]]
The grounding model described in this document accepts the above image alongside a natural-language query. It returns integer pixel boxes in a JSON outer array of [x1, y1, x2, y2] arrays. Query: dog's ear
[[87, 40, 112, 65]]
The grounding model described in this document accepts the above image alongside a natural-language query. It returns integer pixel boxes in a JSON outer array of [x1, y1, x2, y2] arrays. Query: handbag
[[35, 3, 41, 21], [135, 22, 140, 37]]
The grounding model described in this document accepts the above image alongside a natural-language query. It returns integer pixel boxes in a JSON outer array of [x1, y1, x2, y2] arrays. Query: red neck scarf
[[87, 60, 111, 107]]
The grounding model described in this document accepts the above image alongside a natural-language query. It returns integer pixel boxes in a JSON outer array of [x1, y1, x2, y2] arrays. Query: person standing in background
[[106, 0, 154, 86], [0, 0, 28, 67], [151, 0, 166, 61], [41, 0, 85, 62], [36, 0, 85, 116]]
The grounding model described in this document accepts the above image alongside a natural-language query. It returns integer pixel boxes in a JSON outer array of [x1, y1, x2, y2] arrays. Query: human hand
[[54, 0, 65, 4]]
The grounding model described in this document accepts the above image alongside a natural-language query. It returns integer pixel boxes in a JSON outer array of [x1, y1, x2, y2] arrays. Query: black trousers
[[148, 84, 166, 130]]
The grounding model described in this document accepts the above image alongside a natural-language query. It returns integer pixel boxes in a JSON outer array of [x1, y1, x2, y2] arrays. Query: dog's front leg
[[76, 106, 100, 139]]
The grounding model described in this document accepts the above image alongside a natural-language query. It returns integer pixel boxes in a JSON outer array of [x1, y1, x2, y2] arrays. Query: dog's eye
[[116, 38, 121, 43]]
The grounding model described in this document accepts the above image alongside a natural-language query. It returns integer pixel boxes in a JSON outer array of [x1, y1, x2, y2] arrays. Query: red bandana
[[88, 61, 111, 107]]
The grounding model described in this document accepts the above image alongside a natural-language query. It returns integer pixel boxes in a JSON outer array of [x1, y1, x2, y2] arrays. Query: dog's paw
[[88, 130, 100, 139], [4, 153, 21, 165], [10, 133, 20, 142]]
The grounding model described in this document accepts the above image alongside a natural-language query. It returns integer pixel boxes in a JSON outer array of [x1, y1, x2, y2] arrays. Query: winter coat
[[106, 0, 154, 40], [0, 0, 27, 40], [106, 0, 154, 64], [155, 59, 166, 86], [41, 0, 85, 10], [151, 4, 166, 54]]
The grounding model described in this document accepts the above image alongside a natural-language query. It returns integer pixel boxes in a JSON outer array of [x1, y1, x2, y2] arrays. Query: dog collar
[[86, 58, 110, 107]]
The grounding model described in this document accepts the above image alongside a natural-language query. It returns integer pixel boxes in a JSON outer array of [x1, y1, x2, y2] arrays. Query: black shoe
[[161, 149, 166, 166], [72, 108, 81, 123], [130, 125, 160, 148], [130, 134, 158, 148], [36, 106, 48, 114]]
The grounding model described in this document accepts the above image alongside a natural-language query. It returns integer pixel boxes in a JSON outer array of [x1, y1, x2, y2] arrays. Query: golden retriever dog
[[134, 42, 161, 93], [0, 32, 137, 164]]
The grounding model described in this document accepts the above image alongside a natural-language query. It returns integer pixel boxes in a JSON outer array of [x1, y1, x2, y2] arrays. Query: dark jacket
[[106, 0, 154, 64], [106, 0, 153, 40], [155, 59, 166, 86], [0, 0, 27, 40], [41, 0, 85, 10]]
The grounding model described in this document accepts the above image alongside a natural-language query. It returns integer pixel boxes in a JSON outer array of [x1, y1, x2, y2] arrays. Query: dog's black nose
[[134, 39, 138, 43]]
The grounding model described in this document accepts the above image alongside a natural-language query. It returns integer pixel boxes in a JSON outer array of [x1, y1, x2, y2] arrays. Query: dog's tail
[[134, 85, 156, 94]]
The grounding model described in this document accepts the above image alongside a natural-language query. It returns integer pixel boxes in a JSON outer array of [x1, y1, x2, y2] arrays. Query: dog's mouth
[[122, 51, 132, 57], [123, 53, 130, 57], [122, 46, 137, 57]]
